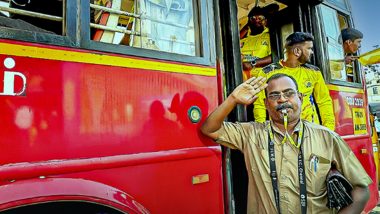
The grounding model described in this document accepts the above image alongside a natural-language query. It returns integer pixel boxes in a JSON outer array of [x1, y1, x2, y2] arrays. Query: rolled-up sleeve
[[216, 122, 253, 151], [332, 133, 372, 187]]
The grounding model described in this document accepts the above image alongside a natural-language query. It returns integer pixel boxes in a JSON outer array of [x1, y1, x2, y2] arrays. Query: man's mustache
[[275, 103, 293, 111]]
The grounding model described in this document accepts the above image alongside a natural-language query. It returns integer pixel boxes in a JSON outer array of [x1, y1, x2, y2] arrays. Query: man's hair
[[265, 73, 299, 95], [284, 32, 314, 49], [248, 7, 266, 18], [247, 4, 279, 18], [341, 28, 363, 42]]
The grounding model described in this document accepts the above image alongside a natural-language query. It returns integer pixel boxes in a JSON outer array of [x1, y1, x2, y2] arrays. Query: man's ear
[[345, 40, 353, 45], [293, 47, 301, 57], [298, 92, 303, 103]]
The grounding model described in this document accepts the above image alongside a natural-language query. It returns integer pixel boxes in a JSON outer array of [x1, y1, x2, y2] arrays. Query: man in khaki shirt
[[201, 74, 371, 213]]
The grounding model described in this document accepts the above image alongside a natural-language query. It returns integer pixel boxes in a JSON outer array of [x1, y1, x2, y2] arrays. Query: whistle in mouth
[[281, 109, 288, 115]]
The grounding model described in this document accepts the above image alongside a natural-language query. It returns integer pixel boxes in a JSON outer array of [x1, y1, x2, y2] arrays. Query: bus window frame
[[80, 0, 215, 66], [315, 2, 363, 88], [325, 0, 349, 11], [0, 0, 216, 67], [0, 0, 77, 48]]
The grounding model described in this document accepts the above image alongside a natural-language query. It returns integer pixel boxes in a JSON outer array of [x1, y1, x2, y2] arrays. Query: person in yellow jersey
[[240, 4, 279, 80], [254, 32, 336, 130]]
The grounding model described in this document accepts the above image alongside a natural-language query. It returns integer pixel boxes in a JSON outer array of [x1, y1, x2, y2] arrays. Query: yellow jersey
[[240, 27, 271, 79], [254, 61, 336, 131]]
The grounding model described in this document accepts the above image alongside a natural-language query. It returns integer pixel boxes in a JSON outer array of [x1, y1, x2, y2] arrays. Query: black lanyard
[[267, 122, 307, 214]]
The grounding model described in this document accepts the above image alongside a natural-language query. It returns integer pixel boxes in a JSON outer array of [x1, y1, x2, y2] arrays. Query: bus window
[[90, 0, 198, 56], [320, 4, 360, 83], [325, 0, 348, 10], [280, 23, 294, 57], [0, 0, 64, 35], [338, 13, 348, 29], [320, 5, 347, 82], [337, 13, 359, 83]]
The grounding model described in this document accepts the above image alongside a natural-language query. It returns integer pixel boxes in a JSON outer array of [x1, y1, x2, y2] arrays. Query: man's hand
[[200, 76, 267, 140], [337, 186, 369, 214], [242, 61, 254, 72], [241, 54, 254, 72], [345, 55, 359, 64], [232, 76, 267, 105]]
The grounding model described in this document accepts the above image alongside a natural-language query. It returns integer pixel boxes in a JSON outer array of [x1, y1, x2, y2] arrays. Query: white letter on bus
[[0, 71, 27, 96]]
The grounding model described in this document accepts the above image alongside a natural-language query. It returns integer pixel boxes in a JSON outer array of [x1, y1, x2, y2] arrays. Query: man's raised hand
[[231, 76, 267, 105], [345, 55, 359, 64]]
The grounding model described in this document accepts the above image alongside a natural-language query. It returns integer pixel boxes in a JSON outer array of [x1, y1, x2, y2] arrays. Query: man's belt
[[326, 168, 353, 210]]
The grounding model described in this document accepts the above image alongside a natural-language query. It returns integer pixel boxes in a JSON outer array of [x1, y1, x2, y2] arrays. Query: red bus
[[0, 0, 377, 213]]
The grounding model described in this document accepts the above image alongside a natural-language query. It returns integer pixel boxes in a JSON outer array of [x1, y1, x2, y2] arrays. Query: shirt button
[[281, 175, 287, 180]]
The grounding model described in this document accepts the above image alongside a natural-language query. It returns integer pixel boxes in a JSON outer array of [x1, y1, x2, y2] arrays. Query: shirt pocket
[[306, 161, 331, 195]]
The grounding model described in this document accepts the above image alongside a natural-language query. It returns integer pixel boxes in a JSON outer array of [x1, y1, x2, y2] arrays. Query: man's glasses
[[267, 89, 298, 101], [249, 15, 266, 22]]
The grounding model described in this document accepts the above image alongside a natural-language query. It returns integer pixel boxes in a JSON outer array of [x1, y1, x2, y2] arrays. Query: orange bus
[[0, 0, 377, 213]]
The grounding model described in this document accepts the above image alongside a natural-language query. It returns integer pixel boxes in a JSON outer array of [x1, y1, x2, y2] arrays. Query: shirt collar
[[247, 27, 269, 37], [268, 119, 302, 135]]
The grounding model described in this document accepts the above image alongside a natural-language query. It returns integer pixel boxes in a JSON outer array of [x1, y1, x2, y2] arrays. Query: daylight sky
[[350, 0, 380, 54]]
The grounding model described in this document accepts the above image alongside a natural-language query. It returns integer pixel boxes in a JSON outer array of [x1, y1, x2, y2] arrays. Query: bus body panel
[[0, 149, 223, 213], [0, 177, 149, 213], [329, 86, 379, 210], [0, 40, 224, 213], [329, 85, 368, 136]]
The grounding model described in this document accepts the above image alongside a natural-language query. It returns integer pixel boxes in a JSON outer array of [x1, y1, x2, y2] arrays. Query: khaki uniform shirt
[[217, 120, 372, 214]]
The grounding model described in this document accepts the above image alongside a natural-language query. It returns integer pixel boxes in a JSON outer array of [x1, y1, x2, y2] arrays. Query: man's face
[[345, 38, 362, 53], [265, 76, 303, 123], [298, 41, 314, 64], [249, 14, 266, 28]]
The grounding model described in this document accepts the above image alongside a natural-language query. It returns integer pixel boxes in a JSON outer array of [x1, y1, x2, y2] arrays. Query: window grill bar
[[90, 23, 141, 36], [90, 3, 140, 18], [62, 0, 66, 35], [90, 3, 191, 29], [0, 6, 63, 22]]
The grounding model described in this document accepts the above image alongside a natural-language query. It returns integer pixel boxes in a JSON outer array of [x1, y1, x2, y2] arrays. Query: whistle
[[281, 109, 288, 115]]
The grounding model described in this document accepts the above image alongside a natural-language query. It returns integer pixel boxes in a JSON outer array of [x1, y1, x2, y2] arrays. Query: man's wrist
[[250, 60, 256, 68], [227, 94, 239, 106]]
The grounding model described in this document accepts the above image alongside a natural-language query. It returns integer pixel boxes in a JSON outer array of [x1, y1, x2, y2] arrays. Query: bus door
[[220, 0, 378, 212], [218, 0, 323, 213]]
